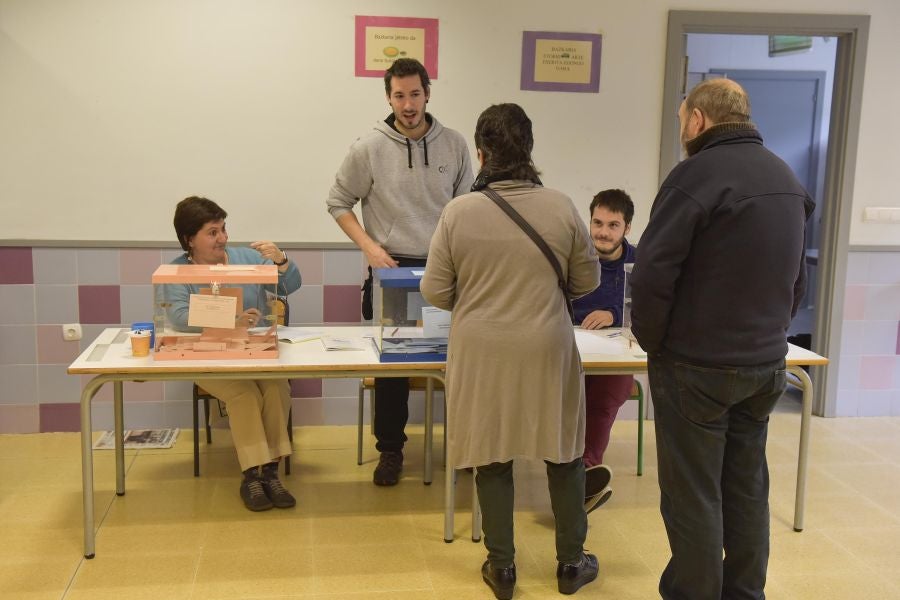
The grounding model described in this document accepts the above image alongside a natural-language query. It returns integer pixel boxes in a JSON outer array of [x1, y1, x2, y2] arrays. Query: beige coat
[[421, 181, 600, 468]]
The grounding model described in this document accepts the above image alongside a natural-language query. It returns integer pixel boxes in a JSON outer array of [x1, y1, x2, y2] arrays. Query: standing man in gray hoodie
[[327, 58, 474, 486]]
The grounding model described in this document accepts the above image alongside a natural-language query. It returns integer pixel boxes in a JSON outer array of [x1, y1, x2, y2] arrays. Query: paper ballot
[[188, 294, 237, 329], [422, 306, 451, 337]]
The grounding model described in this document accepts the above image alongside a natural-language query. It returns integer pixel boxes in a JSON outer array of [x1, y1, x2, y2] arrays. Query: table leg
[[444, 466, 455, 542], [114, 381, 125, 496], [788, 366, 813, 532], [80, 377, 106, 559], [424, 378, 434, 485]]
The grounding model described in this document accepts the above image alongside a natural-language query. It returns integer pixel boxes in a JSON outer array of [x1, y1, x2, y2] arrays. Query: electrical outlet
[[62, 323, 82, 341]]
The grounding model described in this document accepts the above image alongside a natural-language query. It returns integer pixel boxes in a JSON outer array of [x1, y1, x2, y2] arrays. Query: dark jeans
[[649, 353, 786, 600], [475, 459, 587, 568], [364, 257, 428, 453]]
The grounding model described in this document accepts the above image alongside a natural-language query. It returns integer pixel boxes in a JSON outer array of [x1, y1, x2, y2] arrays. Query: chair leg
[[637, 382, 644, 477], [204, 398, 213, 444], [192, 392, 201, 477], [357, 381, 365, 465], [285, 407, 292, 475]]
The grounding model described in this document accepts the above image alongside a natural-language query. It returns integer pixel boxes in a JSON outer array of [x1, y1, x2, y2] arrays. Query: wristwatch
[[273, 250, 288, 266]]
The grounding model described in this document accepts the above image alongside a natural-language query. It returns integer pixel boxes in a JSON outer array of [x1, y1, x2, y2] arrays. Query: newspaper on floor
[[93, 428, 179, 450]]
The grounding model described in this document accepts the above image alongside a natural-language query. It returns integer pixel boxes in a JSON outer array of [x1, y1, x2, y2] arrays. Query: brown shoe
[[373, 450, 403, 486]]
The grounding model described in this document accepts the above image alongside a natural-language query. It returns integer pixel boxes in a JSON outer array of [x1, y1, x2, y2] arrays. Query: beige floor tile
[[312, 542, 430, 594], [822, 526, 900, 571], [2, 415, 900, 599], [311, 592, 436, 600], [768, 529, 868, 577], [0, 556, 83, 600], [193, 547, 316, 598], [773, 570, 900, 599], [66, 551, 197, 599]]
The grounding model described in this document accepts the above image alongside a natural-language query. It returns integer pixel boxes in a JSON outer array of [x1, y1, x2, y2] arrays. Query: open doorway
[[660, 12, 870, 416], [686, 34, 836, 358]]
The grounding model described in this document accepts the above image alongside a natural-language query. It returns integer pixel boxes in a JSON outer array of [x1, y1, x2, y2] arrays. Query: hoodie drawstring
[[404, 136, 429, 168]]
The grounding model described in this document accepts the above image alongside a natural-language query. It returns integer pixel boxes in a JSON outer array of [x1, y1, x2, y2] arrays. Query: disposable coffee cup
[[130, 330, 151, 357], [131, 321, 155, 347]]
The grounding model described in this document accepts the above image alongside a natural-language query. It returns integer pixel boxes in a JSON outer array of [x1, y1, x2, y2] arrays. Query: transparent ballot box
[[373, 267, 449, 362], [151, 264, 279, 360]]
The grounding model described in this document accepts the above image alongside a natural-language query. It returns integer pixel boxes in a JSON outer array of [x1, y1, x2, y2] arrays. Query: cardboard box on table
[[151, 264, 279, 360], [373, 267, 448, 363]]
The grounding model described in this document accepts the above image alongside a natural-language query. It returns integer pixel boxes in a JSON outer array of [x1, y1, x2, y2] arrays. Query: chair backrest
[[269, 295, 290, 326]]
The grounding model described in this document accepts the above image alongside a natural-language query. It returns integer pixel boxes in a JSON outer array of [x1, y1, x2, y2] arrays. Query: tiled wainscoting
[[837, 251, 900, 416], [2, 246, 897, 432], [0, 245, 397, 433]]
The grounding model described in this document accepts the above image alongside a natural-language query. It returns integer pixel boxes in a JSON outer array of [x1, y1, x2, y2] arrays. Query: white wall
[[1, 0, 898, 246]]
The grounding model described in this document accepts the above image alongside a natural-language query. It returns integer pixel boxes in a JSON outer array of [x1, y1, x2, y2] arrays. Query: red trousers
[[583, 374, 633, 467]]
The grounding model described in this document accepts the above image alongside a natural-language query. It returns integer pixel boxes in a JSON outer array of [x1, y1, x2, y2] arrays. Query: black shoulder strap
[[481, 186, 575, 321]]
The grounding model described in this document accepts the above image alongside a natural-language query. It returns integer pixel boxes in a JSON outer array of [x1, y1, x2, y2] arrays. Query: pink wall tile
[[36, 325, 82, 364], [288, 250, 324, 285], [323, 284, 363, 323], [123, 380, 164, 402], [120, 249, 163, 284], [843, 285, 866, 320], [896, 322, 900, 355], [0, 404, 39, 433], [859, 356, 895, 390], [290, 379, 323, 398], [39, 402, 80, 432], [291, 397, 324, 426], [78, 285, 121, 324], [0, 247, 33, 284]]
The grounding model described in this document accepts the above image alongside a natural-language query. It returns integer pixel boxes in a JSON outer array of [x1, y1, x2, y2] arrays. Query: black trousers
[[649, 353, 786, 600], [476, 459, 587, 568], [363, 256, 428, 453]]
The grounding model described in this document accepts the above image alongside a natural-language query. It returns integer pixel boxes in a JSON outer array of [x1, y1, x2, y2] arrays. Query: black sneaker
[[261, 462, 296, 508], [481, 560, 516, 600], [584, 464, 612, 498], [557, 552, 599, 595], [373, 450, 403, 486], [240, 468, 273, 512]]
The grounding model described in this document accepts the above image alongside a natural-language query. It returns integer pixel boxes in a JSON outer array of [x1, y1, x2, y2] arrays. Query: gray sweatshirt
[[327, 114, 474, 258]]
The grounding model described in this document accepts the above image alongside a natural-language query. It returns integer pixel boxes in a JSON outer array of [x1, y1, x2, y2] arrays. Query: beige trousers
[[197, 378, 293, 472]]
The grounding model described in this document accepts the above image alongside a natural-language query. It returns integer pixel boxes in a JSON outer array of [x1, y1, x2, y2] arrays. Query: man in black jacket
[[630, 78, 814, 600]]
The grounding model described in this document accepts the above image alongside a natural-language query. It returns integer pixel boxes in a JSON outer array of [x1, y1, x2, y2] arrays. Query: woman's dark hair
[[474, 103, 540, 182], [173, 196, 227, 252]]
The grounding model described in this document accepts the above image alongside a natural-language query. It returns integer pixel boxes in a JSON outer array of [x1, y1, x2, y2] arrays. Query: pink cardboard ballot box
[[151, 264, 280, 360]]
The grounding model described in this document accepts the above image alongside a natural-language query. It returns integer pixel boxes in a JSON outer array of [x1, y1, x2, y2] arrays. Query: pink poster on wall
[[355, 15, 439, 78]]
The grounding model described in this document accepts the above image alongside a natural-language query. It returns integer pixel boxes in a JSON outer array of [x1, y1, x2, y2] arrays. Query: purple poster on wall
[[521, 31, 602, 93]]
